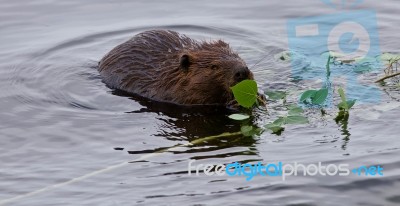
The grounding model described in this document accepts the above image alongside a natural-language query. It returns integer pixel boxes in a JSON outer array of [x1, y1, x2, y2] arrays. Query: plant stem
[[326, 55, 331, 78], [189, 132, 243, 145], [257, 96, 267, 107]]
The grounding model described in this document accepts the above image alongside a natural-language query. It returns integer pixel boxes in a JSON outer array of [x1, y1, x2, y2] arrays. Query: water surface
[[1, 0, 400, 205]]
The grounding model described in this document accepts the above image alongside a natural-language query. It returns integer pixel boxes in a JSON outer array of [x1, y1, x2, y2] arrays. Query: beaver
[[98, 30, 255, 106]]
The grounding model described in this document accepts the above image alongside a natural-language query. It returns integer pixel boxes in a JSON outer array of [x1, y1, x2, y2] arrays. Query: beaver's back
[[98, 30, 197, 98]]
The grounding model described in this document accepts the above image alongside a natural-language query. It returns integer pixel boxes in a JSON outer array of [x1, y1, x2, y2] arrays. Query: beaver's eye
[[211, 65, 218, 70]]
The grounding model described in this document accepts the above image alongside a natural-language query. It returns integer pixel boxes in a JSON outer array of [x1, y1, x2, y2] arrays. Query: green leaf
[[355, 56, 377, 64], [265, 91, 287, 100], [254, 127, 263, 135], [346, 99, 356, 109], [379, 53, 400, 62], [353, 65, 372, 73], [337, 87, 356, 110], [311, 88, 328, 105], [288, 106, 304, 116], [337, 87, 356, 111], [240, 125, 262, 137], [338, 87, 347, 103], [265, 124, 284, 134], [272, 117, 286, 126], [300, 90, 317, 102], [265, 117, 287, 134], [240, 125, 253, 136], [228, 114, 250, 121], [269, 126, 284, 134], [285, 115, 309, 124], [230, 80, 258, 108], [338, 99, 356, 110]]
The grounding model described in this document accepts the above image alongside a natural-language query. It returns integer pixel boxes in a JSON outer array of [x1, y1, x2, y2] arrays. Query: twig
[[375, 71, 400, 83]]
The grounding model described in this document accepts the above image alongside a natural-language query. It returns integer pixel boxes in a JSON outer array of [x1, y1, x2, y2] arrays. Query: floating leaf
[[379, 53, 400, 62], [265, 124, 284, 134], [288, 106, 304, 116], [265, 117, 286, 134], [241, 125, 253, 136], [355, 56, 377, 64], [265, 91, 287, 100], [285, 115, 309, 124], [311, 88, 328, 105], [231, 80, 258, 108], [272, 117, 286, 126], [253, 128, 263, 136], [240, 125, 262, 137], [228, 114, 250, 121], [353, 64, 372, 73], [300, 90, 317, 102]]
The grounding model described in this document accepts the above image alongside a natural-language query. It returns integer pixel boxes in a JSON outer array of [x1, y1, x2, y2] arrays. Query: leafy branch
[[376, 53, 400, 83], [227, 55, 357, 137]]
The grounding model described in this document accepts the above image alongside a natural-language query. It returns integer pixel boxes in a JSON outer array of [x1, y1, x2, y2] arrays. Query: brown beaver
[[98, 30, 255, 106]]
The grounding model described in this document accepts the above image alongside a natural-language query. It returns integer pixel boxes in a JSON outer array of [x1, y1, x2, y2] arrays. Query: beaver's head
[[174, 40, 254, 105]]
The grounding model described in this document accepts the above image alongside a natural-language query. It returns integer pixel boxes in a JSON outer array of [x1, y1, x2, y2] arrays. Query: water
[[1, 0, 400, 205]]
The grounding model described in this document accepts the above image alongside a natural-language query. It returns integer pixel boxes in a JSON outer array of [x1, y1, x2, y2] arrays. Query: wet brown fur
[[98, 30, 253, 105]]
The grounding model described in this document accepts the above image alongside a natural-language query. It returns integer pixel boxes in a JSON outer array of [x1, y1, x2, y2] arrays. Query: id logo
[[287, 1, 382, 104]]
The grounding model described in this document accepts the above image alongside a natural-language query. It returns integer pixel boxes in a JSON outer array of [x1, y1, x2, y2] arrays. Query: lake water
[[1, 0, 400, 205]]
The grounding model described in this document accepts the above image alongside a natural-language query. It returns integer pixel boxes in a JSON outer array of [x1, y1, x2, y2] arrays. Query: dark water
[[1, 0, 400, 205]]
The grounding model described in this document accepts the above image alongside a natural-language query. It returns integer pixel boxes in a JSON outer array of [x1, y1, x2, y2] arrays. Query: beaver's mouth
[[223, 83, 236, 104]]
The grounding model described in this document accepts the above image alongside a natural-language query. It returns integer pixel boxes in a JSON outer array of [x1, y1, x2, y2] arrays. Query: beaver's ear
[[180, 54, 191, 71]]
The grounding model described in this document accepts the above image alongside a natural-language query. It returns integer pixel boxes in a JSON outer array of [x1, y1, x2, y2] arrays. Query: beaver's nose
[[234, 67, 250, 82]]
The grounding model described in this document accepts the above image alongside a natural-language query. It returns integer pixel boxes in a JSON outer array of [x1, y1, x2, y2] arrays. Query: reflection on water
[[334, 111, 351, 150], [112, 90, 243, 140], [114, 89, 261, 158]]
